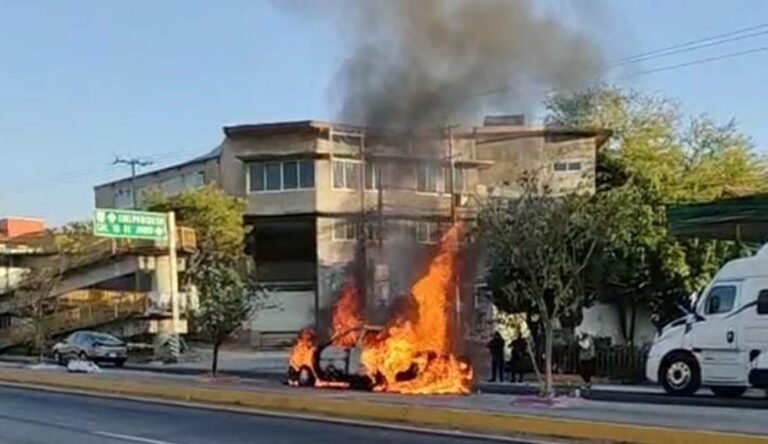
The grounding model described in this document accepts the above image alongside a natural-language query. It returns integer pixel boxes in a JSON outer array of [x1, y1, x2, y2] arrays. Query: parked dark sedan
[[52, 331, 128, 367]]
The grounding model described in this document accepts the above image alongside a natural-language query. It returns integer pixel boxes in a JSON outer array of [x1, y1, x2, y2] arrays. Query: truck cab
[[646, 245, 768, 397]]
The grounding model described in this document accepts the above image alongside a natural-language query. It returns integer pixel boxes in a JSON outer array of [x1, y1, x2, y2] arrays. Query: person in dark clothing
[[508, 335, 527, 383], [578, 331, 596, 387], [487, 332, 505, 382]]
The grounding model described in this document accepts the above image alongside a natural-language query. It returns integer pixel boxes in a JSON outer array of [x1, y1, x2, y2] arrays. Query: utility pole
[[113, 156, 157, 351], [113, 157, 154, 209], [445, 125, 462, 346]]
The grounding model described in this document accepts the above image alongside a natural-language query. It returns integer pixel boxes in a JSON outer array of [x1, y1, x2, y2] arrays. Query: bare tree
[[10, 222, 94, 361], [479, 176, 601, 396]]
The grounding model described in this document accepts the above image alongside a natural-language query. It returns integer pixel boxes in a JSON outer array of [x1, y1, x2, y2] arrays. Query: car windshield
[[88, 333, 124, 346]]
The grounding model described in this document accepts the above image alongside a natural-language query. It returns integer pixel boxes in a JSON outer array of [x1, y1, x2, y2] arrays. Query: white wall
[[578, 302, 657, 346], [249, 289, 315, 333], [0, 266, 26, 293]]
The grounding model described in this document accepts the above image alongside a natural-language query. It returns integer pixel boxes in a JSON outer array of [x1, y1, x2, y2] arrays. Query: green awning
[[667, 194, 768, 242]]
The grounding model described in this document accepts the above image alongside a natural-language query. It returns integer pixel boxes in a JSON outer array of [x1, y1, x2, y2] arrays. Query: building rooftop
[[96, 119, 611, 189]]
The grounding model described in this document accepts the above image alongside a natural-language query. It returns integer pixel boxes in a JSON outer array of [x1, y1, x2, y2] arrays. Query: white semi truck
[[646, 245, 768, 396]]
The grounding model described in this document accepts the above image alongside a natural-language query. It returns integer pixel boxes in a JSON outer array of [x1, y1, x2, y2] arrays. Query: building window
[[265, 163, 281, 190], [184, 171, 206, 188], [554, 161, 582, 172], [332, 220, 358, 241], [416, 222, 441, 244], [250, 164, 265, 191], [365, 162, 380, 190], [332, 159, 362, 190], [248, 160, 314, 192], [299, 160, 314, 188], [417, 163, 441, 193], [443, 167, 465, 193], [567, 162, 582, 171]]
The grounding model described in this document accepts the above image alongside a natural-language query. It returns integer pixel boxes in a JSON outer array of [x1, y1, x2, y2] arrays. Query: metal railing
[[0, 290, 149, 350], [5, 227, 196, 294]]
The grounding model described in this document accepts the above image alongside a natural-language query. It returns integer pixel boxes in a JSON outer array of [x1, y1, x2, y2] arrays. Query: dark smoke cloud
[[275, 0, 607, 134]]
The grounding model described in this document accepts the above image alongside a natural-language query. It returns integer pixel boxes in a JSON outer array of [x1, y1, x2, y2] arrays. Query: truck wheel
[[660, 352, 701, 396], [711, 386, 747, 398], [298, 366, 316, 387]]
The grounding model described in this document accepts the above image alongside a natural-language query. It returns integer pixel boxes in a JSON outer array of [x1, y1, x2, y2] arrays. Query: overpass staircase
[[0, 290, 150, 351], [0, 228, 196, 351]]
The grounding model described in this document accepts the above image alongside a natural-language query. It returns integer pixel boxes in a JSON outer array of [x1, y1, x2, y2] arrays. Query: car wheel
[[114, 359, 126, 368], [298, 366, 316, 387], [711, 386, 747, 398], [53, 351, 64, 366], [660, 352, 701, 396]]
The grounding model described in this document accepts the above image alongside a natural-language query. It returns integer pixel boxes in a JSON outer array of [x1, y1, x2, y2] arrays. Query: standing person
[[578, 331, 596, 388], [487, 332, 505, 382], [509, 334, 527, 383]]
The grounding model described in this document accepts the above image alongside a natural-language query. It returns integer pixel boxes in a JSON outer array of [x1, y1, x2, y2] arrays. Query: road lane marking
[[93, 431, 180, 444]]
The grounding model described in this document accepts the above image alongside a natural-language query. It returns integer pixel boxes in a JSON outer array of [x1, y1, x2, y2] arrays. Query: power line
[[617, 45, 768, 80], [6, 146, 207, 189], [472, 21, 768, 100], [616, 22, 768, 64], [611, 29, 768, 67]]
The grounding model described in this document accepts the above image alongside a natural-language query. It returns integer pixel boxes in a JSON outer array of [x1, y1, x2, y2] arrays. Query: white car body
[[646, 244, 768, 396], [317, 325, 382, 378]]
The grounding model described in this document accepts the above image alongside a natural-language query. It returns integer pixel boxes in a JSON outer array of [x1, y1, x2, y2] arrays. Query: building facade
[[94, 120, 607, 347]]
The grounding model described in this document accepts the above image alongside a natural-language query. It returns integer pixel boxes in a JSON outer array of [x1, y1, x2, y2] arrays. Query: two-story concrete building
[[94, 119, 608, 347]]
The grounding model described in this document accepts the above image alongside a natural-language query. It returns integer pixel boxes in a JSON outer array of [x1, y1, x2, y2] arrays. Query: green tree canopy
[[545, 85, 767, 337]]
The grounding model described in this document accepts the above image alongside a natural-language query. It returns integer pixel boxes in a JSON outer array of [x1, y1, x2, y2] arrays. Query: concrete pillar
[[153, 255, 173, 295], [152, 255, 178, 362]]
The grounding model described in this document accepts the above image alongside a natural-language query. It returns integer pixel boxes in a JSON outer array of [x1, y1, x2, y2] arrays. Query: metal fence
[[551, 344, 649, 383]]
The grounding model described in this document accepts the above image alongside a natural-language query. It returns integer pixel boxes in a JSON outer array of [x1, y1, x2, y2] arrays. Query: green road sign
[[93, 208, 168, 241]]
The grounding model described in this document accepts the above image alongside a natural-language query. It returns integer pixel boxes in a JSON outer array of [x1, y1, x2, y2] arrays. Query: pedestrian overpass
[[0, 228, 196, 352]]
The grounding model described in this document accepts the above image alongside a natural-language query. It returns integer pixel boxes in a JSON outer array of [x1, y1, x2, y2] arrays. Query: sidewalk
[[0, 363, 765, 444]]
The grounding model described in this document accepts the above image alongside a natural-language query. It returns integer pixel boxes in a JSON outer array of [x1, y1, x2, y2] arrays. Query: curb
[[0, 369, 765, 444]]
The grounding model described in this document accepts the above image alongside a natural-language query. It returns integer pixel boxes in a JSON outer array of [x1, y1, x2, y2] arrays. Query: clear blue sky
[[1, 1, 767, 225]]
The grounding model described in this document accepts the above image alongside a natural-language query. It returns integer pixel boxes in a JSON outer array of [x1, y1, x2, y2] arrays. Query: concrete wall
[[577, 302, 657, 346], [249, 288, 315, 333], [475, 133, 596, 196], [0, 266, 25, 294]]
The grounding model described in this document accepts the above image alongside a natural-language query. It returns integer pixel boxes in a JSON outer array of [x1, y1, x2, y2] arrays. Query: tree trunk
[[543, 322, 554, 397], [212, 340, 220, 377], [629, 301, 637, 347], [615, 295, 628, 343]]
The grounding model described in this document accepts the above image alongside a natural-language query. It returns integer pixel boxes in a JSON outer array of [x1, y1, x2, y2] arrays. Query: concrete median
[[0, 368, 765, 444]]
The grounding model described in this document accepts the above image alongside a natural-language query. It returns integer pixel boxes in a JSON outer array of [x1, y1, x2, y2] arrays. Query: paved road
[[0, 385, 519, 444]]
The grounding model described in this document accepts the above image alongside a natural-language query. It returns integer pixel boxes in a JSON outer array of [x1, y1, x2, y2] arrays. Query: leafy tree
[[145, 186, 267, 372], [144, 185, 248, 262], [479, 176, 602, 395], [546, 85, 767, 339], [194, 252, 260, 375]]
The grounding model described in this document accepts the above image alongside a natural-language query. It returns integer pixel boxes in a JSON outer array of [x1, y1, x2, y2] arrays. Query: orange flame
[[289, 328, 316, 371], [331, 279, 364, 347], [361, 224, 473, 394]]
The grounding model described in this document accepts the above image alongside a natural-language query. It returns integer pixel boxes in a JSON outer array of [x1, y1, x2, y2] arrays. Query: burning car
[[287, 325, 383, 389], [287, 224, 474, 395]]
